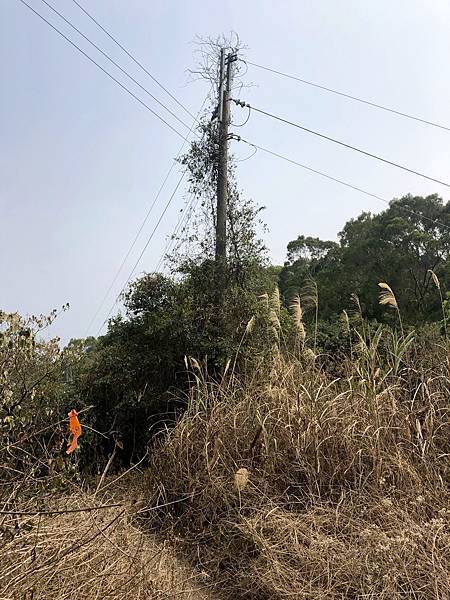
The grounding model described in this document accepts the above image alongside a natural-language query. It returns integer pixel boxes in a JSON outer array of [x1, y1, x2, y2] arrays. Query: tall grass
[[145, 297, 449, 599], [2, 285, 449, 599]]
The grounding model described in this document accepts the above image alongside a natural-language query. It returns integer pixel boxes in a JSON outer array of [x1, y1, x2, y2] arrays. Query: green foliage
[[279, 194, 450, 324], [74, 256, 280, 465], [0, 307, 80, 481], [72, 104, 276, 463], [77, 194, 448, 467]]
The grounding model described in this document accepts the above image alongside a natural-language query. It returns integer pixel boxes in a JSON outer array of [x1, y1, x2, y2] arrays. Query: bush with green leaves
[[74, 260, 281, 466], [0, 307, 80, 484]]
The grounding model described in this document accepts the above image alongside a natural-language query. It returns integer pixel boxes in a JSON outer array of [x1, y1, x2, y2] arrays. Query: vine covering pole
[[215, 49, 236, 285]]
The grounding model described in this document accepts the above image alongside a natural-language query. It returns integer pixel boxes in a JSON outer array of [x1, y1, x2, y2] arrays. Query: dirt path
[[0, 499, 219, 600]]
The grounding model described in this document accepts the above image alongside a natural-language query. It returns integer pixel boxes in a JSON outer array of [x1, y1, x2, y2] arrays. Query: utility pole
[[215, 49, 234, 268], [212, 47, 236, 368]]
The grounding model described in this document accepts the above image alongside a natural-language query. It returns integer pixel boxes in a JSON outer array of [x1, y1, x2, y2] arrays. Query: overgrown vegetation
[[2, 38, 449, 599], [142, 282, 449, 599], [3, 273, 448, 598], [280, 194, 450, 324]]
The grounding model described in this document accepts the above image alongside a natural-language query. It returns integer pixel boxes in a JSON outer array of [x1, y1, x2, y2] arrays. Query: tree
[[0, 307, 76, 479], [279, 194, 450, 324], [279, 236, 340, 316]]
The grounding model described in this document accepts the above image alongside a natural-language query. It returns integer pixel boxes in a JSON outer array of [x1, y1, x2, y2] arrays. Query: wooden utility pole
[[212, 47, 236, 367], [215, 50, 234, 266]]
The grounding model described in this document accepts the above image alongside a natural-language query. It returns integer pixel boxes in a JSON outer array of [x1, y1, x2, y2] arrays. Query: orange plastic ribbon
[[66, 409, 82, 454]]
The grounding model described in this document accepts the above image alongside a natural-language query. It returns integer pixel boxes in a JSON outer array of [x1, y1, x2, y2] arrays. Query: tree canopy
[[279, 194, 450, 324]]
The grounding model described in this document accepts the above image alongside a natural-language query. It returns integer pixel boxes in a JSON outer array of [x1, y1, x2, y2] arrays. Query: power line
[[154, 197, 192, 273], [154, 192, 201, 273], [71, 0, 197, 122], [234, 136, 450, 232], [153, 86, 218, 275], [231, 99, 450, 189], [40, 0, 192, 132], [85, 160, 179, 336], [245, 60, 450, 133], [97, 172, 187, 335], [157, 195, 196, 270], [86, 94, 210, 336], [17, 0, 187, 140], [18, 0, 213, 336]]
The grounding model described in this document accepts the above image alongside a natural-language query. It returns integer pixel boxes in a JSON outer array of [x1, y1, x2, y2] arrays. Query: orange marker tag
[[66, 409, 82, 454]]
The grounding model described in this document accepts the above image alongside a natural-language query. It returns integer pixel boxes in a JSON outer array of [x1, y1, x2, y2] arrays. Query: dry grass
[[2, 318, 449, 599], [0, 484, 218, 600], [146, 343, 450, 599]]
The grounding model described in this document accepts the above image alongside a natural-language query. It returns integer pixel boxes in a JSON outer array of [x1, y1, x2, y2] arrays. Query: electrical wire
[[244, 60, 450, 133], [232, 104, 251, 127], [18, 4, 448, 318], [40, 0, 192, 132], [231, 99, 450, 188], [85, 161, 180, 336], [234, 136, 450, 232], [235, 142, 258, 162], [17, 0, 187, 140], [153, 84, 218, 274], [85, 95, 210, 337], [154, 192, 200, 273], [86, 83, 214, 335], [71, 0, 197, 121], [97, 172, 187, 335]]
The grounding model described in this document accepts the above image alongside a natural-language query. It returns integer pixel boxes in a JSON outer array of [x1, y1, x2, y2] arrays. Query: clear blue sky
[[1, 0, 449, 343]]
